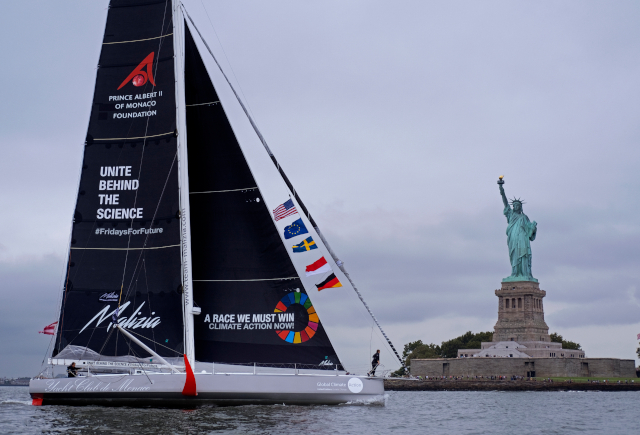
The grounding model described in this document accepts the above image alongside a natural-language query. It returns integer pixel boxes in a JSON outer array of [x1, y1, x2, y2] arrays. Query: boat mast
[[173, 1, 195, 366], [181, 7, 406, 372]]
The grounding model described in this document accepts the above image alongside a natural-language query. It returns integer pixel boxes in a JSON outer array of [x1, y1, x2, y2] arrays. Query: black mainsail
[[54, 0, 183, 359]]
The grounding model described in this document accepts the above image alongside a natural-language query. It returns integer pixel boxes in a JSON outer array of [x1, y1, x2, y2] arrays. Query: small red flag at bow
[[39, 322, 57, 335]]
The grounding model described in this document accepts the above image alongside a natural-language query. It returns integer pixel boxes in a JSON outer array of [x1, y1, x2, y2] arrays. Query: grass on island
[[532, 376, 638, 383]]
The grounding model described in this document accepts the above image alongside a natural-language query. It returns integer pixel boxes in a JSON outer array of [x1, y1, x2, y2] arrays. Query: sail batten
[[92, 132, 175, 141], [103, 33, 173, 45], [189, 187, 257, 194], [70, 245, 180, 251], [193, 278, 298, 282]]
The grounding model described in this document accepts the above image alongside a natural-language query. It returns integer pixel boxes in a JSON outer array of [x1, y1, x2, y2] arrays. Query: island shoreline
[[384, 379, 640, 392]]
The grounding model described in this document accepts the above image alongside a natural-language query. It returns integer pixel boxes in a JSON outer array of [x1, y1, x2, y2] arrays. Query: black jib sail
[[184, 26, 342, 369], [54, 0, 184, 359]]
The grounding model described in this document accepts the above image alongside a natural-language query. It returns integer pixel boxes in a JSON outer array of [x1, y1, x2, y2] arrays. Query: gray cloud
[[0, 256, 63, 377]]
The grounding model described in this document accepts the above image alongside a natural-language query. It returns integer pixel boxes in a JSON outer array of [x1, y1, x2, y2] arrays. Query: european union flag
[[283, 218, 309, 240], [292, 237, 317, 252]]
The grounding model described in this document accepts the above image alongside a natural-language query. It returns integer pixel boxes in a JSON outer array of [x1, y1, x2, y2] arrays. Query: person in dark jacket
[[368, 350, 380, 376], [67, 362, 78, 377]]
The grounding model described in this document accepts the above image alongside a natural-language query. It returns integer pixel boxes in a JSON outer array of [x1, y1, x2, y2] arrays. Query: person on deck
[[368, 350, 380, 377], [67, 362, 78, 377]]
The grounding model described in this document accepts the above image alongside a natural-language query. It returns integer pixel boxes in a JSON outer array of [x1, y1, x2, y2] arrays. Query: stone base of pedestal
[[492, 281, 550, 343]]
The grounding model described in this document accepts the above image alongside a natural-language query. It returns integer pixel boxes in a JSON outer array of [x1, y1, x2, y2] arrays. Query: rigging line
[[198, 0, 258, 121], [121, 326, 154, 384], [71, 245, 180, 251], [121, 152, 178, 303], [123, 277, 140, 359], [186, 101, 219, 107], [103, 33, 173, 45], [193, 277, 298, 282], [182, 5, 273, 155], [143, 260, 157, 352], [190, 187, 257, 194], [97, 327, 116, 357], [119, 0, 171, 310], [182, 6, 407, 371]]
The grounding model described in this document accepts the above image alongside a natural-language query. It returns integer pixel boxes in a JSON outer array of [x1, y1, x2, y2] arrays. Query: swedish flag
[[283, 218, 309, 239], [292, 237, 317, 252]]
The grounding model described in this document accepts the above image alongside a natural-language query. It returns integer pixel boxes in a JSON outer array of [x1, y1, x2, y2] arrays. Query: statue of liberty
[[498, 177, 537, 282]]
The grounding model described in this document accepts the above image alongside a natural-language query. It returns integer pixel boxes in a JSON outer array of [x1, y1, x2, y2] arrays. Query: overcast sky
[[1, 0, 639, 377]]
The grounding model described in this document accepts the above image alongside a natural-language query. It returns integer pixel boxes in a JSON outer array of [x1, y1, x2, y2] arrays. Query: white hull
[[29, 373, 384, 406]]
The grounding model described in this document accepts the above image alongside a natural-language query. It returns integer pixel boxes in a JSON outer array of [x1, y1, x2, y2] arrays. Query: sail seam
[[93, 132, 174, 141], [71, 245, 179, 251], [193, 278, 298, 282], [190, 187, 257, 194], [186, 101, 220, 107], [103, 33, 173, 45]]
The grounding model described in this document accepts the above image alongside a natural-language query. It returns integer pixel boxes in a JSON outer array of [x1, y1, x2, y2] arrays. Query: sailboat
[[29, 0, 404, 406]]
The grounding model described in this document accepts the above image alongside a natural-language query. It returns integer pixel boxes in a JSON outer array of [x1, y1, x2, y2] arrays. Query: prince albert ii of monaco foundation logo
[[117, 52, 156, 90]]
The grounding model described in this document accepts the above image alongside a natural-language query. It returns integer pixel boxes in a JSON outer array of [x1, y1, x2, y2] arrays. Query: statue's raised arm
[[498, 176, 508, 209]]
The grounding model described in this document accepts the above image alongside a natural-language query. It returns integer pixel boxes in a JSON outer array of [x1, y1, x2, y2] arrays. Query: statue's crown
[[509, 197, 525, 205]]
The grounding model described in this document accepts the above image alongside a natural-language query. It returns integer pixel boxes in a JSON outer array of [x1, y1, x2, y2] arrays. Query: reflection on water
[[2, 386, 639, 434]]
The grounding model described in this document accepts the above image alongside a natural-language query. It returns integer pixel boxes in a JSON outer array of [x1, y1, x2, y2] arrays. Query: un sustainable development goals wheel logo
[[273, 293, 319, 344]]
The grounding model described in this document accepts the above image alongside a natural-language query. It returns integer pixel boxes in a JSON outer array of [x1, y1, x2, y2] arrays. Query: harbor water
[[1, 386, 637, 434]]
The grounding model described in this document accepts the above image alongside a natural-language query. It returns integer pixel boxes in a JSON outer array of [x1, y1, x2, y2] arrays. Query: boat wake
[[341, 393, 387, 406], [1, 400, 32, 406]]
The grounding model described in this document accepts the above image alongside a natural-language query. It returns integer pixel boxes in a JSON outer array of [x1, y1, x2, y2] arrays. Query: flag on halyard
[[292, 237, 317, 252], [39, 322, 58, 335], [272, 199, 298, 221], [316, 273, 343, 291], [284, 218, 309, 239], [305, 257, 331, 276], [637, 333, 640, 340]]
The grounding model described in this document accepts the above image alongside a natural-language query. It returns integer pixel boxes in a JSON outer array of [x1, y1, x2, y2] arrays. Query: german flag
[[315, 273, 343, 291]]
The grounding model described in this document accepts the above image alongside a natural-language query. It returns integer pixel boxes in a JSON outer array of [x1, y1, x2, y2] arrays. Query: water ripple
[[1, 386, 638, 434]]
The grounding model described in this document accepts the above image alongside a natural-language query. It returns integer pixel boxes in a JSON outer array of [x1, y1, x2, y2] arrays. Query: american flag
[[272, 199, 298, 221]]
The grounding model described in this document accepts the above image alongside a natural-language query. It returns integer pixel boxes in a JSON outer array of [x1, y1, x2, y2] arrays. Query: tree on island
[[549, 332, 581, 350], [392, 331, 494, 376], [393, 331, 582, 376]]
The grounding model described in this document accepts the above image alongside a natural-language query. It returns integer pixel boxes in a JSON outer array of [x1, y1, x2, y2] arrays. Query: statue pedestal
[[456, 280, 586, 359], [492, 281, 550, 343]]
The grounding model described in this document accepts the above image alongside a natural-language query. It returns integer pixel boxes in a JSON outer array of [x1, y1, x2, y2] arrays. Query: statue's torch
[[497, 175, 504, 185]]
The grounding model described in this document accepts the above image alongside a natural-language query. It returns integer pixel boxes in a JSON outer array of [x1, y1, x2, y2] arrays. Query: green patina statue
[[498, 176, 537, 282]]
